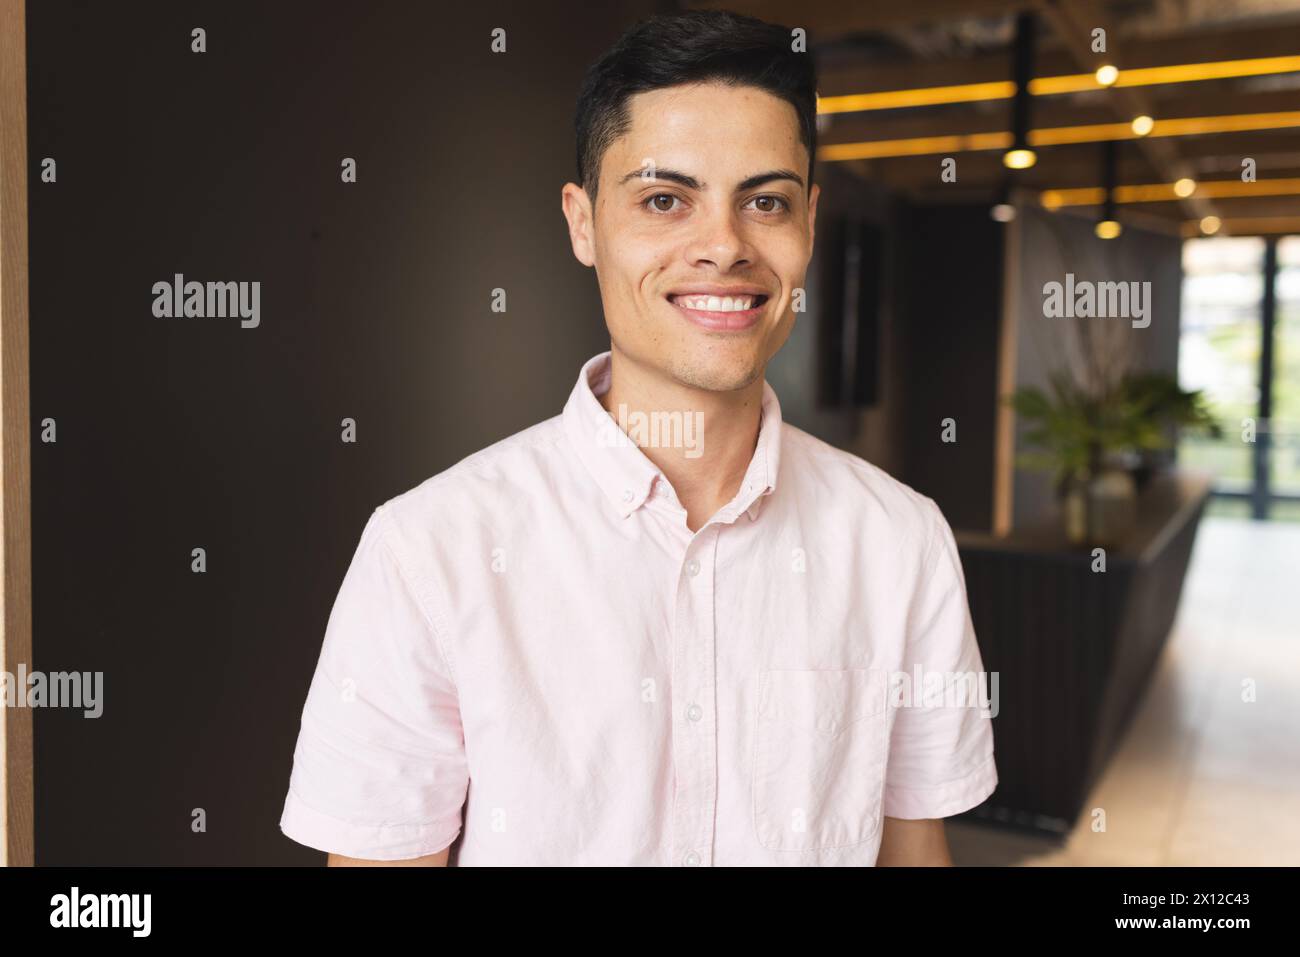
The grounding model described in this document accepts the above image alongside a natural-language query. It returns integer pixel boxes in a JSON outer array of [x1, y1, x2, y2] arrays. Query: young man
[[279, 9, 996, 867]]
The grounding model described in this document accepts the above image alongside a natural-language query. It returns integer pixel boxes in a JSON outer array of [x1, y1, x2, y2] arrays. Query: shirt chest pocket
[[752, 667, 891, 851]]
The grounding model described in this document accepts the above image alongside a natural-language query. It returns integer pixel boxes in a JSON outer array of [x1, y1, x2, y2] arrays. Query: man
[[279, 9, 996, 867]]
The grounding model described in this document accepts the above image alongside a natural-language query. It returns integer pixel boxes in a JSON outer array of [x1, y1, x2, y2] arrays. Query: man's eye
[[748, 195, 789, 213], [645, 193, 681, 213]]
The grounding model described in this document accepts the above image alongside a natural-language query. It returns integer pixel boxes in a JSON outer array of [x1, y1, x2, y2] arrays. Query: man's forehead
[[607, 83, 806, 182], [622, 82, 800, 134]]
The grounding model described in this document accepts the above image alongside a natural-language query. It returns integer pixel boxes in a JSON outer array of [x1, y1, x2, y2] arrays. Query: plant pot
[[1133, 446, 1175, 491], [1062, 467, 1137, 547]]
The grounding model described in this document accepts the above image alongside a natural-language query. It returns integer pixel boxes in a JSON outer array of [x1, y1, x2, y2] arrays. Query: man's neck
[[599, 347, 764, 533]]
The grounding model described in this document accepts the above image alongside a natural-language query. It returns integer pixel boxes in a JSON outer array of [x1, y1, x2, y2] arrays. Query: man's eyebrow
[[619, 167, 701, 190], [736, 169, 804, 191], [616, 168, 805, 192]]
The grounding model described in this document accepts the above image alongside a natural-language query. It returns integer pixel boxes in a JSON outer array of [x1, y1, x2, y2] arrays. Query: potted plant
[[1009, 371, 1138, 545], [1008, 370, 1221, 545], [1116, 372, 1223, 488]]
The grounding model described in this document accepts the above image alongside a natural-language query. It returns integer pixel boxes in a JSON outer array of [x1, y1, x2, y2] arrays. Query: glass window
[[1178, 237, 1265, 493], [1273, 237, 1300, 498]]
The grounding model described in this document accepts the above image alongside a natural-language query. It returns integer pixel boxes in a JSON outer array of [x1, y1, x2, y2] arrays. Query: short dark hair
[[574, 10, 818, 203]]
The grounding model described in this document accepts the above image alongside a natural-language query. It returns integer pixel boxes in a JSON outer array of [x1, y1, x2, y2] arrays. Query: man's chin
[[666, 354, 765, 394], [610, 330, 771, 394]]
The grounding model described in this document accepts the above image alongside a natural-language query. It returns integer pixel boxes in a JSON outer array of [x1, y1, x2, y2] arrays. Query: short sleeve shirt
[[280, 351, 998, 865]]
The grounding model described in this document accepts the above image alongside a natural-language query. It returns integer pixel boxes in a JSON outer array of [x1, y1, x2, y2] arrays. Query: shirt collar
[[562, 351, 783, 523]]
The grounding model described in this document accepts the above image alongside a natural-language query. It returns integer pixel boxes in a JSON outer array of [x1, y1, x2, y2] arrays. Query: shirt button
[[685, 559, 700, 576], [683, 851, 701, 866], [621, 488, 635, 503], [686, 703, 703, 722]]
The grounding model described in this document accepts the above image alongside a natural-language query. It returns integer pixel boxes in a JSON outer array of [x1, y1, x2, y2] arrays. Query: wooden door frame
[[0, 0, 34, 867]]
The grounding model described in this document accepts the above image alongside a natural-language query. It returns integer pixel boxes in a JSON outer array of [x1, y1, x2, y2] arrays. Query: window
[[1179, 235, 1300, 521]]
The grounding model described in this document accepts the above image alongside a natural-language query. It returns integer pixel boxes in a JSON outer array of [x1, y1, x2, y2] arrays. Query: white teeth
[[675, 294, 756, 312]]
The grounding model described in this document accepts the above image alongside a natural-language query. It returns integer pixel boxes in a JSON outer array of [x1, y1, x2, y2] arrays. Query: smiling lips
[[667, 291, 770, 331]]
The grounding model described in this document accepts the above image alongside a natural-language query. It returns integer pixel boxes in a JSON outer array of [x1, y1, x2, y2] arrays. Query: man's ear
[[561, 182, 596, 267], [807, 182, 820, 249]]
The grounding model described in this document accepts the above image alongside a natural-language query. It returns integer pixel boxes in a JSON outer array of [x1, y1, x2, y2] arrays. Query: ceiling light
[[1097, 140, 1121, 240], [1003, 148, 1037, 169], [1003, 14, 1037, 173]]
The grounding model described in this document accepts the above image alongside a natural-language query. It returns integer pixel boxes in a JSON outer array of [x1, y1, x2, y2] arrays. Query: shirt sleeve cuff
[[881, 752, 998, 820], [279, 788, 462, 861]]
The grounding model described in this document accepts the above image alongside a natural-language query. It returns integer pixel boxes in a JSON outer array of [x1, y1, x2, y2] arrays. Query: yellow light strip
[[818, 81, 1016, 113], [816, 54, 1300, 114], [1115, 56, 1300, 89], [820, 132, 1011, 161], [1042, 177, 1300, 208], [818, 111, 1300, 161], [1182, 216, 1300, 236], [1029, 121, 1135, 146]]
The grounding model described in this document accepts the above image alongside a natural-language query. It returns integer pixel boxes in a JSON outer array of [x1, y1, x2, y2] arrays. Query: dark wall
[[1009, 206, 1183, 526], [28, 0, 659, 864], [767, 163, 894, 459], [897, 203, 1005, 531]]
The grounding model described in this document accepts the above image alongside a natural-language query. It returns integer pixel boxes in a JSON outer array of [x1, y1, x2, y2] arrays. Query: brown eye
[[647, 194, 679, 213], [751, 195, 787, 213]]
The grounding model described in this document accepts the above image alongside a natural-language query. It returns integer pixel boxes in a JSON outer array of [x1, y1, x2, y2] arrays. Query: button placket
[[668, 525, 721, 867]]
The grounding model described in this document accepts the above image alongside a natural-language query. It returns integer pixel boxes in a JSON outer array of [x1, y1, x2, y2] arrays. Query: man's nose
[[685, 207, 752, 270]]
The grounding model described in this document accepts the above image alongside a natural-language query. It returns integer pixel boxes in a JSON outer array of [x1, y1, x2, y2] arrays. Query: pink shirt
[[280, 351, 997, 865]]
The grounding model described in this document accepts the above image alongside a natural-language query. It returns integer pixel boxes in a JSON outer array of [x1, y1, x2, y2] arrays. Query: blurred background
[[16, 0, 1300, 864]]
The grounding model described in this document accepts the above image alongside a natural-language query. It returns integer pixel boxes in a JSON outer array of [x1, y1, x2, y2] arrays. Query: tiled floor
[[947, 515, 1300, 866]]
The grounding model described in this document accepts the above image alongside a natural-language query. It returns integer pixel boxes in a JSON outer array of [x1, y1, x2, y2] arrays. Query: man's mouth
[[666, 292, 770, 331]]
